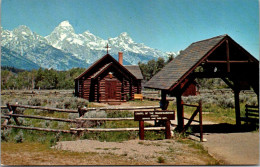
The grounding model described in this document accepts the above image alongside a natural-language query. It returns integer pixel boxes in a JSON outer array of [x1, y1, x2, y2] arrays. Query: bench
[[134, 94, 143, 101], [241, 104, 259, 126]]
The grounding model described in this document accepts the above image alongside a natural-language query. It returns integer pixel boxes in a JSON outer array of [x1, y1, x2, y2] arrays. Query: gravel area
[[53, 139, 212, 165]]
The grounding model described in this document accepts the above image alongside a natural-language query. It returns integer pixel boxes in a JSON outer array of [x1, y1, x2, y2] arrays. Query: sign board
[[134, 110, 175, 121]]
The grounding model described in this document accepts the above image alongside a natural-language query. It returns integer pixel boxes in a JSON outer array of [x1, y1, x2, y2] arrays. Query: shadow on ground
[[189, 123, 258, 134]]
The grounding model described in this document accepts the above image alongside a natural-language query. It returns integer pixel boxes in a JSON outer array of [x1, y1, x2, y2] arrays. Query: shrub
[[28, 98, 41, 106], [69, 113, 78, 119], [14, 130, 24, 143], [248, 97, 258, 106], [84, 110, 107, 118], [1, 129, 12, 142], [157, 156, 165, 163], [106, 110, 133, 118]]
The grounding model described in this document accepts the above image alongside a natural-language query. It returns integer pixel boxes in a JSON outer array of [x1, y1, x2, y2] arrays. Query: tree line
[[1, 67, 85, 90], [1, 54, 175, 90], [138, 54, 174, 81]]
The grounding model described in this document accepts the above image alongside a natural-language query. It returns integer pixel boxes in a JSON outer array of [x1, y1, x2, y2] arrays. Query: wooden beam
[[191, 72, 230, 78], [160, 90, 168, 110], [176, 94, 184, 131], [234, 89, 241, 126], [221, 78, 235, 90], [226, 40, 230, 72], [206, 60, 249, 63]]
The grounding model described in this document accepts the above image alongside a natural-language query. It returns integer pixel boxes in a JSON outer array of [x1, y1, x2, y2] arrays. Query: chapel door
[[105, 80, 117, 100]]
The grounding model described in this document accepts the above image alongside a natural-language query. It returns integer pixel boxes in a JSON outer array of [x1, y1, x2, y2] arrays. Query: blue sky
[[1, 0, 259, 58]]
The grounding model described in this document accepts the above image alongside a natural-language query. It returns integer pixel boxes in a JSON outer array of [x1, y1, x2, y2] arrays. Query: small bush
[[84, 110, 107, 118], [37, 136, 46, 144], [248, 97, 258, 106], [157, 156, 165, 163], [107, 110, 133, 118], [14, 130, 24, 143], [1, 129, 12, 142], [28, 98, 42, 106], [69, 113, 78, 119]]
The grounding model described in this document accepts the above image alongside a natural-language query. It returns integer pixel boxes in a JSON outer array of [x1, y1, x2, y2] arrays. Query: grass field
[[1, 89, 258, 165]]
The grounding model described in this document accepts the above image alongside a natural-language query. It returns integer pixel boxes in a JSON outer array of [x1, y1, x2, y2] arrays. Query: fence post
[[165, 120, 171, 139], [245, 104, 248, 125], [198, 100, 203, 142], [139, 120, 144, 140]]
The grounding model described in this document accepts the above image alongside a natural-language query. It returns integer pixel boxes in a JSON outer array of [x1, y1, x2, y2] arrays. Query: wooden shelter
[[75, 52, 143, 102], [145, 34, 259, 130]]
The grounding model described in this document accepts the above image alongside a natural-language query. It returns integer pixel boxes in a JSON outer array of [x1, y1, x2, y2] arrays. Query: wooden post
[[226, 40, 230, 72], [78, 107, 84, 117], [160, 90, 167, 110], [176, 95, 184, 131], [6, 104, 20, 126], [198, 100, 203, 142], [245, 104, 249, 125], [139, 120, 144, 140], [234, 89, 241, 126], [165, 120, 171, 139]]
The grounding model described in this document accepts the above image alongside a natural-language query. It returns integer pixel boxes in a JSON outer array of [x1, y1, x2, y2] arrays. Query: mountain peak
[[13, 25, 33, 36], [54, 20, 75, 34], [119, 32, 129, 37], [59, 20, 72, 27]]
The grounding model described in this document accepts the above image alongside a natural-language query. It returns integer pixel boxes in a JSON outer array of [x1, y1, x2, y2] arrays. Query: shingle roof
[[75, 54, 143, 81], [144, 35, 227, 90], [124, 65, 143, 80], [91, 62, 113, 79]]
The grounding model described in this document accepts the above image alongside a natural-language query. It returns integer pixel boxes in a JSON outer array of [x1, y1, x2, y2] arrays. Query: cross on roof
[[104, 44, 111, 54]]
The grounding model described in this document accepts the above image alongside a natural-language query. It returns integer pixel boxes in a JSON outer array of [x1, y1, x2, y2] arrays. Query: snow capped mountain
[[1, 21, 177, 70], [1, 25, 88, 70], [45, 21, 172, 65]]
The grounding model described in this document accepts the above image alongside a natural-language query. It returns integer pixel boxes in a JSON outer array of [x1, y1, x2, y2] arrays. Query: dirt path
[[202, 132, 259, 165]]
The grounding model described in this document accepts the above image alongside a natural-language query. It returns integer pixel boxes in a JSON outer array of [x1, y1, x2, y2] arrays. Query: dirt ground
[[53, 139, 217, 165]]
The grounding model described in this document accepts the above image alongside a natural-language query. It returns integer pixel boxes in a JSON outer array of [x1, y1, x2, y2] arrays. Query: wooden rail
[[70, 127, 172, 132], [82, 106, 160, 111], [5, 113, 78, 123], [1, 106, 8, 109], [1, 103, 162, 136], [2, 125, 76, 133], [8, 104, 78, 113], [241, 104, 259, 125]]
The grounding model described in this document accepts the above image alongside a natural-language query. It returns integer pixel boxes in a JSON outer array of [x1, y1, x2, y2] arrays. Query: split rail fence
[[241, 104, 259, 126], [1, 104, 165, 135]]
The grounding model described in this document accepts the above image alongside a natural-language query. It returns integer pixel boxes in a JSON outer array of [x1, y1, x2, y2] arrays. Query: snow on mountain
[[1, 25, 88, 70], [1, 21, 177, 70], [45, 21, 172, 65]]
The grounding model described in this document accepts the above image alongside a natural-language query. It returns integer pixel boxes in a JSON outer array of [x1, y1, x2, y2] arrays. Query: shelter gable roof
[[144, 35, 227, 90]]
